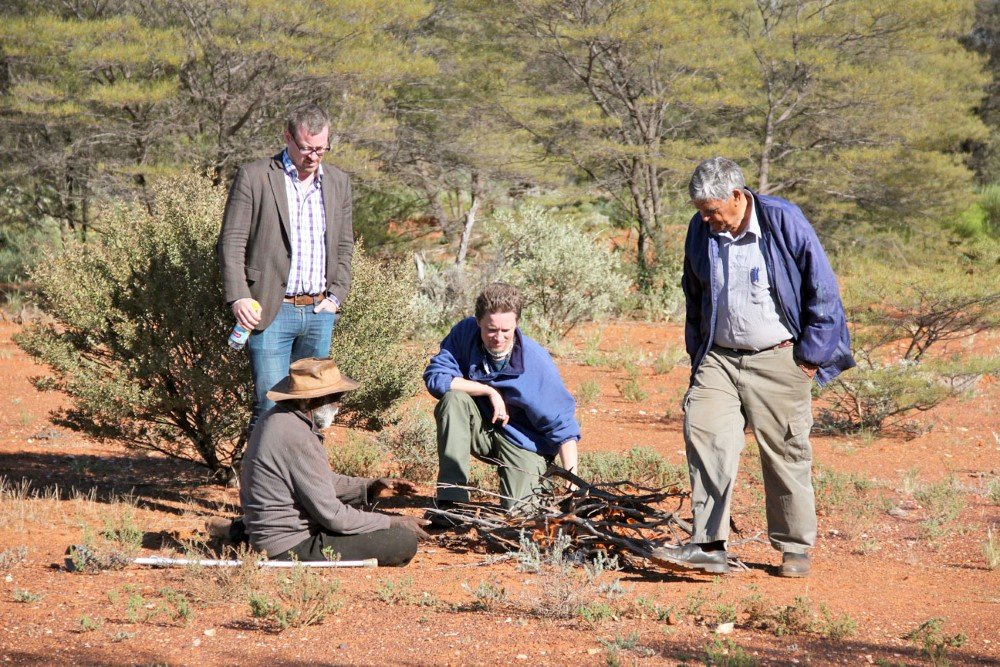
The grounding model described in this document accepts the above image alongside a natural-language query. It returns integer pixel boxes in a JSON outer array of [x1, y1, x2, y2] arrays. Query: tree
[[491, 0, 733, 283], [0, 7, 187, 238], [720, 0, 988, 231], [147, 0, 435, 183], [386, 1, 546, 261]]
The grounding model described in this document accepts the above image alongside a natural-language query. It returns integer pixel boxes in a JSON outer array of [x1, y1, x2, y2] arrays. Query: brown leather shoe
[[779, 552, 810, 578]]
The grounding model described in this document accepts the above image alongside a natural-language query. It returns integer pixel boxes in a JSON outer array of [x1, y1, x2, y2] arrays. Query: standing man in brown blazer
[[217, 104, 354, 437]]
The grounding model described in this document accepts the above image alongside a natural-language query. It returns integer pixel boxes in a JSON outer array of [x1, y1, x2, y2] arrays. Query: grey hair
[[286, 103, 330, 137], [689, 157, 746, 202]]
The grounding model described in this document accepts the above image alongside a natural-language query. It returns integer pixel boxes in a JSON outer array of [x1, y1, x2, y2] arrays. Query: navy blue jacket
[[424, 317, 581, 457], [681, 191, 855, 387]]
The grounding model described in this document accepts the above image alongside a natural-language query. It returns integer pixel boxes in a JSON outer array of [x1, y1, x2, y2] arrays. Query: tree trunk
[[456, 171, 482, 266]]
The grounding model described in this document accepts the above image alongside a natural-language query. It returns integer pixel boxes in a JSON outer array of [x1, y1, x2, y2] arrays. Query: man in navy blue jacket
[[664, 157, 854, 578], [423, 283, 580, 518]]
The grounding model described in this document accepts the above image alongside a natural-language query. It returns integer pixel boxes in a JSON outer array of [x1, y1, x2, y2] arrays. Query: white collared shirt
[[712, 191, 793, 350]]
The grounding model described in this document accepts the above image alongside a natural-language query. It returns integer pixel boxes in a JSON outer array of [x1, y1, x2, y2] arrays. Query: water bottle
[[228, 300, 261, 350]]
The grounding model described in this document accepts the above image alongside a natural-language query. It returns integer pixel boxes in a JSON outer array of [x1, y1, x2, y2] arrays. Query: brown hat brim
[[266, 375, 359, 402]]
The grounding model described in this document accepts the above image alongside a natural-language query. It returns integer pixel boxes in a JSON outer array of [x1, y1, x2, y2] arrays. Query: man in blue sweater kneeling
[[423, 283, 580, 522]]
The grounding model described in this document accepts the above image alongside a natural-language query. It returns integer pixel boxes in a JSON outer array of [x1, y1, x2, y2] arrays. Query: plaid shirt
[[281, 150, 327, 297]]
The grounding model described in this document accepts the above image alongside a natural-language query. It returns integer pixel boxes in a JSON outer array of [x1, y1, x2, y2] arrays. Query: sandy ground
[[1, 320, 998, 666]]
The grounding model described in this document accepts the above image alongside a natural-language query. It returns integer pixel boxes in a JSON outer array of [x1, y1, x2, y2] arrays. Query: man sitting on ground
[[240, 357, 429, 564], [423, 282, 580, 522]]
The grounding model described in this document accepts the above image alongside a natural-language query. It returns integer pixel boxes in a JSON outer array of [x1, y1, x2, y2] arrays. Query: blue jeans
[[246, 302, 337, 431]]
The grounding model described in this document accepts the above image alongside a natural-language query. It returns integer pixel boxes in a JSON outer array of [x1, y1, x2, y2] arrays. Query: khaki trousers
[[434, 390, 549, 509], [683, 345, 816, 553]]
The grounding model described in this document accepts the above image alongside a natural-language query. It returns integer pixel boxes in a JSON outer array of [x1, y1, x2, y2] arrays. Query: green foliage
[[704, 638, 759, 667], [374, 409, 438, 483], [979, 184, 1000, 234], [462, 579, 507, 612], [14, 173, 249, 476], [772, 596, 815, 636], [247, 566, 341, 631], [819, 244, 1000, 436], [575, 380, 601, 407], [817, 603, 858, 640], [0, 546, 28, 569], [12, 589, 41, 603], [916, 477, 967, 541], [100, 508, 144, 552], [78, 615, 102, 633], [331, 247, 423, 429], [906, 618, 967, 667], [486, 206, 631, 342], [813, 465, 875, 515], [984, 525, 1000, 570], [326, 433, 386, 479], [578, 447, 686, 489], [615, 367, 647, 403], [376, 575, 417, 605], [652, 345, 687, 375]]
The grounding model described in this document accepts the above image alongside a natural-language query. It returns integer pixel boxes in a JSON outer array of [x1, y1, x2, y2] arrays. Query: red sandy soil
[[0, 320, 997, 666]]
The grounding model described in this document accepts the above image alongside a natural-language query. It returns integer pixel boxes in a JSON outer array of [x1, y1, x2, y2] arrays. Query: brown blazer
[[216, 153, 354, 330]]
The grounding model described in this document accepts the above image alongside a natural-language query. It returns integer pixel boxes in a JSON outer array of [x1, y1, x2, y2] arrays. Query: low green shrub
[[579, 447, 686, 489], [327, 433, 386, 479], [332, 247, 424, 429], [248, 566, 341, 631], [486, 206, 631, 342], [375, 409, 437, 483]]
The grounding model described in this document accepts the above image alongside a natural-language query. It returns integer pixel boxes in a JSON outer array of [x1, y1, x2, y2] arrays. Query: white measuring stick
[[131, 556, 378, 568]]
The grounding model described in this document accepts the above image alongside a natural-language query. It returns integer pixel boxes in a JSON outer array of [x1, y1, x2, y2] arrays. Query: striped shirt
[[281, 150, 327, 297], [712, 190, 793, 351]]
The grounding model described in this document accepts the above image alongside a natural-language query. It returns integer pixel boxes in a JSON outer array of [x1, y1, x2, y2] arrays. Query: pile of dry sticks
[[427, 467, 747, 573]]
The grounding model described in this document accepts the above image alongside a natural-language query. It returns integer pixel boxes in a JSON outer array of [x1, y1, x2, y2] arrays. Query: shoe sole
[[653, 556, 730, 575], [779, 569, 810, 578]]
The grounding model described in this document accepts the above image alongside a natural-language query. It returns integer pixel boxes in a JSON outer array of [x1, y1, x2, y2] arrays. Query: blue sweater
[[423, 317, 581, 457], [681, 192, 855, 387]]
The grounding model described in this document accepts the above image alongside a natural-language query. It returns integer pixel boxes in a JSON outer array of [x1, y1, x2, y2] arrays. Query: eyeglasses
[[289, 136, 331, 158]]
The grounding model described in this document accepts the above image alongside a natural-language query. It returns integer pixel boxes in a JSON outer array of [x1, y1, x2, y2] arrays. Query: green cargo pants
[[683, 345, 816, 554], [434, 390, 548, 509]]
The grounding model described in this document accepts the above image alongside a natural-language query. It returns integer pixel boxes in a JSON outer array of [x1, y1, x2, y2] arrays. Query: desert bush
[[575, 380, 601, 406], [984, 526, 1000, 570], [15, 174, 421, 478], [0, 546, 27, 569], [326, 433, 387, 479], [485, 206, 631, 342], [375, 408, 437, 483], [14, 173, 250, 478], [248, 566, 341, 631], [332, 246, 424, 429], [906, 618, 966, 667], [817, 247, 1000, 436], [578, 447, 686, 489], [411, 257, 487, 337]]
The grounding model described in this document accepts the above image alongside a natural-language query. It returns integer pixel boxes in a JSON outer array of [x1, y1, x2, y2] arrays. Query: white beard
[[312, 404, 340, 430]]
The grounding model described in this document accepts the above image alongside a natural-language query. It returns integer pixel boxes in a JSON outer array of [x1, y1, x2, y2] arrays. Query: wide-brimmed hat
[[266, 357, 359, 402]]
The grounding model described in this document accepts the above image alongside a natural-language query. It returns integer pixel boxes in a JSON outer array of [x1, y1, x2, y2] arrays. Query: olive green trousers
[[434, 390, 549, 509]]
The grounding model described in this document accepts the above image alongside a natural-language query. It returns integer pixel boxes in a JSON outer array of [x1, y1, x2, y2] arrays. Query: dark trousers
[[274, 526, 417, 567]]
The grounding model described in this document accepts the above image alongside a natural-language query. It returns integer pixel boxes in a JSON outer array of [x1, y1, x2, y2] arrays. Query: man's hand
[[487, 388, 509, 426], [231, 298, 261, 330], [388, 514, 431, 540], [313, 297, 339, 315], [797, 361, 818, 379], [369, 478, 420, 500]]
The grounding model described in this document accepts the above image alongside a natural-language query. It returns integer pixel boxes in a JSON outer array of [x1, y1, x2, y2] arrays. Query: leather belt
[[283, 293, 325, 306], [715, 339, 793, 355]]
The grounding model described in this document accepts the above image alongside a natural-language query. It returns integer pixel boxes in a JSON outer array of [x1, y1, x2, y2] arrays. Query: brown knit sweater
[[239, 405, 391, 557]]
